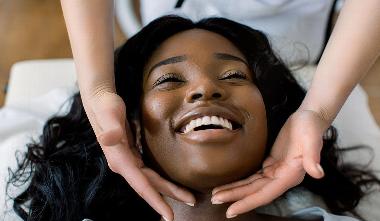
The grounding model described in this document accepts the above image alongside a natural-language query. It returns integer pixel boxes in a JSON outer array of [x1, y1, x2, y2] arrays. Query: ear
[[131, 119, 143, 155]]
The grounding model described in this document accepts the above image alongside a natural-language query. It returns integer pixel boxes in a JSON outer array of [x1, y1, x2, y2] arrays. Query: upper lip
[[174, 105, 244, 133]]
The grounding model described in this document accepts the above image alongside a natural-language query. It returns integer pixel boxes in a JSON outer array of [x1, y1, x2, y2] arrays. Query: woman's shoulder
[[292, 207, 361, 221], [256, 187, 360, 220]]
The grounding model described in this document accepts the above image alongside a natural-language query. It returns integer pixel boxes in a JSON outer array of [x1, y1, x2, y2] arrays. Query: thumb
[[302, 137, 324, 179], [92, 94, 127, 146]]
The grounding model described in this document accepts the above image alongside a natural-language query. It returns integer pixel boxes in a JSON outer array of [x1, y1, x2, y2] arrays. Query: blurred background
[[0, 0, 379, 126], [0, 0, 127, 106]]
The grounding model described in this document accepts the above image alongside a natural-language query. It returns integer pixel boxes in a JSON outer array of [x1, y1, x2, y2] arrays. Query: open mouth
[[177, 115, 242, 134]]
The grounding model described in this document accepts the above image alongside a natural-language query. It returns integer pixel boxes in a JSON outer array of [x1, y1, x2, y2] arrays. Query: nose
[[185, 78, 226, 103]]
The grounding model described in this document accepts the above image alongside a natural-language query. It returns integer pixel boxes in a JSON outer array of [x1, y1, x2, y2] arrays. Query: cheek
[[234, 85, 267, 162], [233, 85, 266, 124], [141, 91, 183, 174], [142, 92, 180, 134]]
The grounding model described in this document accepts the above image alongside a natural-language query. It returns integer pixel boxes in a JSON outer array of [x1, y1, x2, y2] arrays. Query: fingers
[[225, 177, 295, 218], [215, 159, 304, 218], [262, 156, 276, 168], [212, 173, 262, 195], [211, 178, 268, 203], [119, 166, 174, 221], [101, 135, 173, 220], [142, 169, 196, 206]]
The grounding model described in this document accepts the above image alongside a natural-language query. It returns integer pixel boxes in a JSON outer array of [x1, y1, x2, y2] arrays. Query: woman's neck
[[162, 192, 272, 221]]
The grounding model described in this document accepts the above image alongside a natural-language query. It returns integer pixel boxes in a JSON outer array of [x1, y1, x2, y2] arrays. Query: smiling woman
[[7, 15, 380, 221], [141, 29, 267, 192]]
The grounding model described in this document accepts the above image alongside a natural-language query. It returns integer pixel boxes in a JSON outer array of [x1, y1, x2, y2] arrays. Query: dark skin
[[138, 29, 320, 221]]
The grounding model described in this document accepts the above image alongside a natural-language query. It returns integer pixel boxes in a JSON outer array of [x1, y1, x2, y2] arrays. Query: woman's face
[[141, 29, 267, 192]]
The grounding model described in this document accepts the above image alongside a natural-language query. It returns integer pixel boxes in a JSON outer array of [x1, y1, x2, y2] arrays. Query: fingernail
[[211, 198, 224, 205], [226, 213, 237, 219], [316, 164, 324, 176], [162, 216, 170, 221], [185, 202, 195, 207]]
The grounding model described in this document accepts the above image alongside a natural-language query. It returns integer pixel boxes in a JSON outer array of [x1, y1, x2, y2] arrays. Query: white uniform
[[139, 0, 337, 65]]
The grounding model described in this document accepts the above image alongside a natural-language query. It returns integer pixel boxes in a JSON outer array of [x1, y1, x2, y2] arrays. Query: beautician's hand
[[212, 0, 380, 217], [211, 109, 326, 218], [61, 0, 195, 220], [85, 91, 195, 221]]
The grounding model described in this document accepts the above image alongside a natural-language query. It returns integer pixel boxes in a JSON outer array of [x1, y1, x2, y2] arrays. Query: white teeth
[[211, 116, 219, 125], [182, 115, 234, 134], [202, 116, 211, 125], [221, 118, 232, 130], [196, 118, 202, 127], [190, 119, 197, 129]]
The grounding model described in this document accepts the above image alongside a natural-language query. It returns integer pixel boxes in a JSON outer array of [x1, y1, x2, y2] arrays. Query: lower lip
[[177, 128, 241, 144]]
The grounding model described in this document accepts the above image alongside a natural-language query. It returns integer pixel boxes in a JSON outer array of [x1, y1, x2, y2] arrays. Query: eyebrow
[[213, 53, 248, 66], [148, 52, 248, 75], [148, 55, 187, 75]]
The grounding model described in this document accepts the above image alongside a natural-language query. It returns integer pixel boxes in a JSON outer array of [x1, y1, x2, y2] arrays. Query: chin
[[177, 164, 260, 193]]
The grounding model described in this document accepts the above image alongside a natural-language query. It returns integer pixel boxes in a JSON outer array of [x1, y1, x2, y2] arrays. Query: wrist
[[79, 78, 116, 99], [296, 105, 332, 131]]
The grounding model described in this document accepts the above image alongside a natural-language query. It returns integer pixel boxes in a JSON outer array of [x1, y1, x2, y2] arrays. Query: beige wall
[[0, 0, 126, 106]]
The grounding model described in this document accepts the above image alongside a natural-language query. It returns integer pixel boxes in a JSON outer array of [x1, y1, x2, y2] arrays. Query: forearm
[[60, 0, 115, 97], [300, 0, 380, 127]]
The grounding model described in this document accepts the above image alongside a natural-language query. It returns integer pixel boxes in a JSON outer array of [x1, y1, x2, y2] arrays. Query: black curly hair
[[7, 15, 380, 221]]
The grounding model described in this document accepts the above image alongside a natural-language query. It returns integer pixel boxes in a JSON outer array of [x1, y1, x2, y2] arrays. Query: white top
[[293, 207, 360, 221], [139, 0, 336, 65]]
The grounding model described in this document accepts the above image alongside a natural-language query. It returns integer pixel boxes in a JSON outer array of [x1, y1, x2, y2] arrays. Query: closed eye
[[220, 71, 248, 80], [153, 73, 185, 88]]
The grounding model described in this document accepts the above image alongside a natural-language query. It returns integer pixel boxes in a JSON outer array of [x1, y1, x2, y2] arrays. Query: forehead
[[145, 29, 246, 70]]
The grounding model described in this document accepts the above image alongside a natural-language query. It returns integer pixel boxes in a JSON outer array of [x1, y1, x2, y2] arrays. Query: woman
[[8, 16, 379, 221], [59, 1, 380, 219]]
